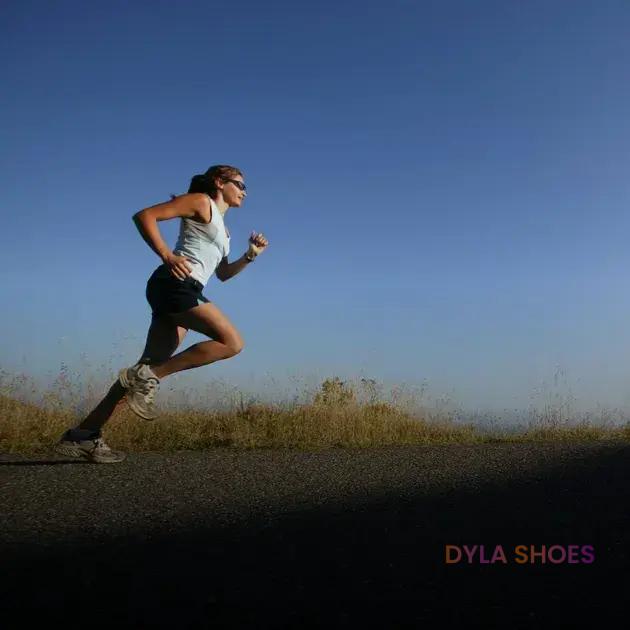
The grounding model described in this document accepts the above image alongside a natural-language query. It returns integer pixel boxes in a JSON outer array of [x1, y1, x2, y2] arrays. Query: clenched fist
[[247, 231, 269, 259]]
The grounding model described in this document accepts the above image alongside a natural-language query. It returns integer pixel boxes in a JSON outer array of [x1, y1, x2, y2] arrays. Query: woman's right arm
[[132, 193, 210, 278], [132, 213, 173, 261]]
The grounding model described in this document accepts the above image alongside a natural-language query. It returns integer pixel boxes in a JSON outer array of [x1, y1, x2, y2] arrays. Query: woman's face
[[218, 174, 247, 207]]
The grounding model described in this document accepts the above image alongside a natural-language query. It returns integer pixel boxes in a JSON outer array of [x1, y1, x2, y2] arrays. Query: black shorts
[[145, 264, 211, 317]]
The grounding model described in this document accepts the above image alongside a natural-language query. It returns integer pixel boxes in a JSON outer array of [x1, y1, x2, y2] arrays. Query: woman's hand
[[164, 253, 193, 280], [247, 231, 269, 259]]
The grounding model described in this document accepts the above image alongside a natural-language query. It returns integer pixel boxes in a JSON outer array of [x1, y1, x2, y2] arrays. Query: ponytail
[[187, 174, 213, 195], [184, 165, 243, 199]]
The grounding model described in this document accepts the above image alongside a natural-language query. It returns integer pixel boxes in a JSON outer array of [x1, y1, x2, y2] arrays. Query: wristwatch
[[245, 253, 256, 262]]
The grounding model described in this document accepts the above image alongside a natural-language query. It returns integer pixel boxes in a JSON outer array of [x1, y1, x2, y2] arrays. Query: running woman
[[55, 165, 268, 463]]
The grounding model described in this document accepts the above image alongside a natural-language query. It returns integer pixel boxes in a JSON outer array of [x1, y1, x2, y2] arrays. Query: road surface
[[2, 442, 628, 627]]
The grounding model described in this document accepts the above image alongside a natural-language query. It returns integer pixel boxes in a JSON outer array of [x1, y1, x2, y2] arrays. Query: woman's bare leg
[[149, 303, 244, 379], [75, 381, 128, 433], [74, 315, 187, 433]]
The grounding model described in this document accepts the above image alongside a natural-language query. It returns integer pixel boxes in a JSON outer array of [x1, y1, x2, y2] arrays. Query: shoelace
[[139, 377, 160, 404], [91, 437, 108, 452]]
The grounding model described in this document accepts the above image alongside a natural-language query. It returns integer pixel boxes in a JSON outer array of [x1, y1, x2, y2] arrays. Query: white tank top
[[172, 195, 230, 286]]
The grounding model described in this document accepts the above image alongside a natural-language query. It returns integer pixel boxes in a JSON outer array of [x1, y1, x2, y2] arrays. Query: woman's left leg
[[75, 315, 188, 433]]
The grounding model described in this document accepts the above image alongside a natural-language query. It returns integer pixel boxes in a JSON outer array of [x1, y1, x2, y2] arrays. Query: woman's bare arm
[[132, 193, 210, 261]]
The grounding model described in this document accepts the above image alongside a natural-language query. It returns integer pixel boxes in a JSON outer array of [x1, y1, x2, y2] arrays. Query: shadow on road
[[2, 445, 627, 627]]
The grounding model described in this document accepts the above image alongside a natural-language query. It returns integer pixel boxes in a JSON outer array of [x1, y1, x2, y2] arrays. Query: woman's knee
[[223, 334, 244, 357]]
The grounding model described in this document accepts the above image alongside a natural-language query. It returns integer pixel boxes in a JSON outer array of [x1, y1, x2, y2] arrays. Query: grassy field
[[1, 365, 629, 455]]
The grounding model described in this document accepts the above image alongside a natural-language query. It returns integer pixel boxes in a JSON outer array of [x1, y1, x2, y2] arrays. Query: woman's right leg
[[76, 315, 188, 433], [149, 302, 244, 379]]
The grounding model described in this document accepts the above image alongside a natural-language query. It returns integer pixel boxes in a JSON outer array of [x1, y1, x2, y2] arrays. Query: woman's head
[[187, 164, 246, 207]]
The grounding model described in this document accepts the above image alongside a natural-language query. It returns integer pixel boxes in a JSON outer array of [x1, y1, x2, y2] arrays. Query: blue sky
[[3, 0, 630, 417]]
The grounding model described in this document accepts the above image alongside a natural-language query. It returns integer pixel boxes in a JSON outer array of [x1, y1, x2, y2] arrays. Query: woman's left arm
[[217, 232, 269, 282]]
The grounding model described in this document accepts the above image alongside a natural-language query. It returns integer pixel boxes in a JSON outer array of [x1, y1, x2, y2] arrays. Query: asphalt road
[[2, 442, 628, 628]]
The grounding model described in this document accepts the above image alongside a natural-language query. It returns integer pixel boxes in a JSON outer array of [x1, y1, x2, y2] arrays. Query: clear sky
[[3, 0, 630, 418]]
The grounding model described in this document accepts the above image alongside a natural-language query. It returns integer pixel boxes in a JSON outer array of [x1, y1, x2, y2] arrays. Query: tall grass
[[1, 363, 629, 456]]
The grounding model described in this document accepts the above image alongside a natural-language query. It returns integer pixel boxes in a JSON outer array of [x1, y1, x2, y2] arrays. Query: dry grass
[[1, 367, 629, 456]]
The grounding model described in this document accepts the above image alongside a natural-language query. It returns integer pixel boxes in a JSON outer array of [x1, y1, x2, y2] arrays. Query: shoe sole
[[54, 443, 125, 464]]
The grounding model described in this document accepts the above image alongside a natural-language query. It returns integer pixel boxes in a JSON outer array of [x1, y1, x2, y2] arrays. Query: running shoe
[[55, 430, 126, 464], [118, 363, 160, 420]]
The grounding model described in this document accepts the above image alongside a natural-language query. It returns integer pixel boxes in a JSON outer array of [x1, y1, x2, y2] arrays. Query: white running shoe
[[118, 363, 160, 420], [55, 430, 126, 464]]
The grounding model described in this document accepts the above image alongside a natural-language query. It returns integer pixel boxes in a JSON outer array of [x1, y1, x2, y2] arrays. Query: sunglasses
[[223, 178, 247, 192]]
